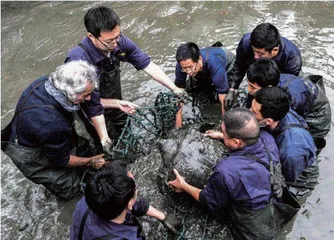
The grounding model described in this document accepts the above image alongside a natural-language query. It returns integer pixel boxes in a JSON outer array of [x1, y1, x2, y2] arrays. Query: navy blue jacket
[[175, 47, 230, 94], [272, 110, 317, 184], [8, 76, 75, 167], [199, 130, 280, 211], [66, 36, 151, 118], [230, 33, 302, 89], [279, 74, 318, 116], [70, 197, 149, 240]]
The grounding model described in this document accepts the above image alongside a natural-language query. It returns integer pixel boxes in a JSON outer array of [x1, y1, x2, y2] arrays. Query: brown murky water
[[1, 1, 334, 239]]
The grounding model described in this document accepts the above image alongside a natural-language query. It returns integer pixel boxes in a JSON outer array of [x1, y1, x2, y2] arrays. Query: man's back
[[272, 110, 317, 186]]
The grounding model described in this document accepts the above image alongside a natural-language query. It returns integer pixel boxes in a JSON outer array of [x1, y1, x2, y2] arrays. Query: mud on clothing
[[199, 130, 280, 239], [175, 46, 234, 96], [272, 110, 318, 196], [66, 36, 150, 139], [230, 33, 302, 89], [2, 76, 84, 199], [70, 197, 149, 240]]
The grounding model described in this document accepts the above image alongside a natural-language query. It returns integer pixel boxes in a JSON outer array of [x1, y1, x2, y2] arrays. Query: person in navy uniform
[[225, 22, 302, 110], [168, 108, 281, 239], [1, 61, 106, 200], [251, 87, 318, 198], [66, 6, 187, 153], [174, 41, 235, 115], [70, 160, 180, 240], [244, 59, 331, 152]]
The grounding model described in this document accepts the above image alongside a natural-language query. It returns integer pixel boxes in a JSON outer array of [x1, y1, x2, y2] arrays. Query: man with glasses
[[225, 23, 302, 110], [168, 108, 281, 239], [251, 87, 318, 198], [66, 6, 187, 154], [71, 160, 181, 239], [175, 42, 235, 115]]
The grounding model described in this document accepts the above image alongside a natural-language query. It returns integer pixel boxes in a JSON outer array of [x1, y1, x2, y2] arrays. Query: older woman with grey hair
[[1, 60, 107, 200]]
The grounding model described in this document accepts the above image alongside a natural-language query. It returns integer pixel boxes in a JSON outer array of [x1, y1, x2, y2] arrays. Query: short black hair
[[254, 87, 290, 121], [176, 42, 200, 63], [84, 6, 121, 37], [85, 160, 136, 220], [247, 58, 281, 87], [223, 107, 260, 146], [251, 23, 281, 51]]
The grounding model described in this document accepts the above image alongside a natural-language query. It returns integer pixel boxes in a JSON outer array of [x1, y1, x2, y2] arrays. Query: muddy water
[[1, 1, 334, 239]]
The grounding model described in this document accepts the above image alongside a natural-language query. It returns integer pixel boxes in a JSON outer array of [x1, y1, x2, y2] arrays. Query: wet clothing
[[66, 36, 150, 139], [70, 197, 149, 240], [199, 130, 280, 239], [279, 74, 331, 141], [272, 110, 318, 196], [230, 33, 302, 89], [175, 47, 235, 97], [1, 76, 84, 199]]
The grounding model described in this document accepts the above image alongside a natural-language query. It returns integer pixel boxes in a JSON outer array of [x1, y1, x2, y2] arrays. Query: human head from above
[[49, 60, 98, 104], [176, 42, 202, 77], [251, 87, 290, 130], [85, 6, 122, 52], [85, 160, 137, 221], [251, 23, 281, 60], [221, 107, 260, 150], [247, 58, 281, 95]]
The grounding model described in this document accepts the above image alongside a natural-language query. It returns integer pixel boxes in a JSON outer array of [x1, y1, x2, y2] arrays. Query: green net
[[111, 92, 181, 161]]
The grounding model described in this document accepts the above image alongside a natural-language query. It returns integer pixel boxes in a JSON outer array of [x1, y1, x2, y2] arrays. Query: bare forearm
[[182, 182, 201, 202], [143, 62, 176, 91], [100, 98, 120, 109], [218, 93, 226, 115], [146, 205, 165, 221], [91, 115, 109, 142], [67, 155, 91, 167]]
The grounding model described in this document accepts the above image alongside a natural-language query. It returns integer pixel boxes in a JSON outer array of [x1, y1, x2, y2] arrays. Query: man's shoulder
[[281, 36, 300, 53], [66, 45, 91, 62]]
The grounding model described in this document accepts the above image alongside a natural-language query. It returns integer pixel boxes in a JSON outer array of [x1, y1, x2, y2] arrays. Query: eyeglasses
[[94, 32, 122, 49], [180, 61, 198, 73]]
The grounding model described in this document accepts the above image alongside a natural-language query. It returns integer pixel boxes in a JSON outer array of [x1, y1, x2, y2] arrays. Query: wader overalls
[[281, 75, 331, 151], [1, 79, 83, 200], [228, 149, 300, 240], [77, 43, 128, 143], [273, 112, 319, 198]]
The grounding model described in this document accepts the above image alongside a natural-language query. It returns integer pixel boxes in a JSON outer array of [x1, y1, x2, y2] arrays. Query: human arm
[[228, 34, 253, 90], [67, 154, 106, 169], [168, 169, 202, 201], [143, 62, 187, 99], [218, 93, 226, 115], [100, 99, 138, 114], [204, 129, 224, 139]]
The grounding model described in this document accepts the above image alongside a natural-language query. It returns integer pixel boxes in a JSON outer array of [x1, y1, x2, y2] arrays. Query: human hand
[[224, 88, 237, 110], [90, 154, 106, 169], [117, 100, 138, 115], [204, 130, 224, 139], [160, 214, 181, 235], [168, 169, 186, 192], [173, 87, 188, 102], [101, 138, 114, 159]]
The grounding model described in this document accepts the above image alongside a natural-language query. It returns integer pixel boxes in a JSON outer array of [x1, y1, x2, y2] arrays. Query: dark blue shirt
[[175, 47, 230, 94], [199, 130, 279, 211], [230, 33, 302, 89], [279, 74, 318, 116], [272, 110, 317, 184], [70, 197, 149, 240], [8, 76, 74, 166], [65, 36, 151, 118]]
